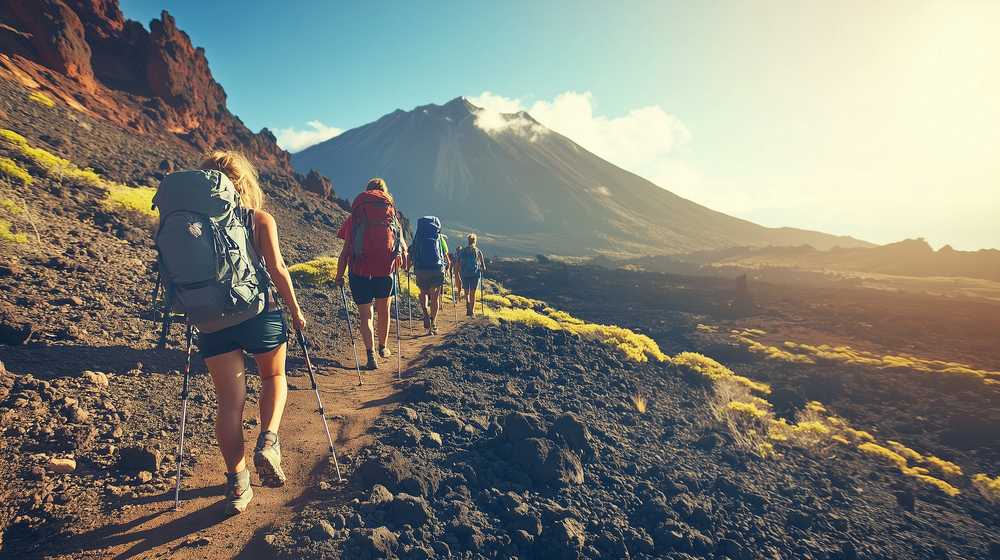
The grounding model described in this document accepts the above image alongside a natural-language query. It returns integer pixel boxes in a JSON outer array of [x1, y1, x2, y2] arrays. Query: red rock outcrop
[[0, 0, 291, 172], [302, 169, 335, 199]]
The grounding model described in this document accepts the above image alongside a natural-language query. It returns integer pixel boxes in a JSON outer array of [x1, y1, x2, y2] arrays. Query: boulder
[[118, 446, 161, 473], [354, 450, 439, 497], [368, 484, 394, 505], [550, 413, 592, 456], [302, 170, 333, 198], [343, 526, 398, 559], [47, 456, 77, 474], [386, 493, 433, 527], [81, 371, 109, 389], [502, 412, 546, 442], [308, 520, 336, 541], [509, 437, 584, 487]]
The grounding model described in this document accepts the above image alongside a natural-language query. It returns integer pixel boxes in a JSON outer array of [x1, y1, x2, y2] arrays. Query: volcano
[[293, 97, 868, 255]]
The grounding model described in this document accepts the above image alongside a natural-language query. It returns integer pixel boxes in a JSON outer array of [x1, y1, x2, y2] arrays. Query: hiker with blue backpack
[[408, 216, 452, 335], [457, 233, 487, 317], [333, 178, 407, 371], [153, 151, 306, 516]]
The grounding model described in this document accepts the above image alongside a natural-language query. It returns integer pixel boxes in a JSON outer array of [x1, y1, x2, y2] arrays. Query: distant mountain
[[679, 238, 1000, 282], [293, 97, 870, 255]]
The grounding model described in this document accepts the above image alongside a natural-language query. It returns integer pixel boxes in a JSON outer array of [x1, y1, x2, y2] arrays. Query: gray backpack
[[152, 170, 267, 333]]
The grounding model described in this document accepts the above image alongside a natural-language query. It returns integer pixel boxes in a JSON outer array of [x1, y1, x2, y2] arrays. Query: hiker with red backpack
[[408, 216, 452, 335], [154, 151, 304, 515], [457, 233, 487, 317], [334, 178, 407, 370]]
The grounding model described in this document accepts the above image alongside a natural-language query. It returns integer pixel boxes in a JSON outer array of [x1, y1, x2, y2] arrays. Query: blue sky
[[121, 0, 999, 250]]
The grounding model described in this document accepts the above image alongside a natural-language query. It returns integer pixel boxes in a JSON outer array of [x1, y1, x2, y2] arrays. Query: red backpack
[[347, 190, 403, 277]]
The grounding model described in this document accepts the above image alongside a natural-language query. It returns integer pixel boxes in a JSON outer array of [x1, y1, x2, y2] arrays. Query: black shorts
[[414, 268, 445, 291], [199, 310, 288, 359], [349, 273, 396, 305]]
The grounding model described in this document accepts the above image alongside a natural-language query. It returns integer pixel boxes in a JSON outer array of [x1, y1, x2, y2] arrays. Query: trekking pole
[[393, 270, 402, 380], [295, 330, 343, 482], [479, 275, 485, 317], [339, 285, 364, 386], [406, 270, 413, 337], [173, 321, 195, 510], [451, 270, 457, 322]]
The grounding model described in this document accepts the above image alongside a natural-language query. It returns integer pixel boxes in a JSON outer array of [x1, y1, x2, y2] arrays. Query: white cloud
[[468, 91, 693, 188], [468, 92, 547, 141], [274, 120, 343, 153]]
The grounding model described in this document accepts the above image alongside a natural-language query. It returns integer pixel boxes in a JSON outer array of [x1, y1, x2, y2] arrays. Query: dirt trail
[[52, 302, 464, 560]]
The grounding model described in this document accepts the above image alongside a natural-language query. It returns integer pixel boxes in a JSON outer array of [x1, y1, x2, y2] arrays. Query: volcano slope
[[268, 298, 1000, 558]]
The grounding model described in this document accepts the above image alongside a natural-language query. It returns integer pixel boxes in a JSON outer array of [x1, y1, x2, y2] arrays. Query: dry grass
[[631, 393, 647, 413], [0, 219, 28, 244], [858, 442, 960, 496]]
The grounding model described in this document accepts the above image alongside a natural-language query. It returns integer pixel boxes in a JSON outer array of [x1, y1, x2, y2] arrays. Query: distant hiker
[[408, 216, 451, 335], [154, 151, 305, 515], [334, 178, 406, 370], [457, 233, 487, 316]]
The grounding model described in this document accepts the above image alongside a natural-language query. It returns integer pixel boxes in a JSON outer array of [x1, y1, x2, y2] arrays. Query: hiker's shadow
[[53, 484, 228, 559], [1, 343, 188, 379]]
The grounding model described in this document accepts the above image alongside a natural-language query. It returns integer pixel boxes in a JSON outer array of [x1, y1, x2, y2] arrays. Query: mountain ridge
[[294, 96, 871, 256]]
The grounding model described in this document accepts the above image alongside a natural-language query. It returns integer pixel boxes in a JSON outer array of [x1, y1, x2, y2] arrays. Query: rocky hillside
[[293, 97, 870, 256], [1, 0, 294, 175], [268, 320, 1000, 559]]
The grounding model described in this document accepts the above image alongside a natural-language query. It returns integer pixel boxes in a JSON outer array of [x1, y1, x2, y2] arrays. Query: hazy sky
[[121, 0, 999, 250]]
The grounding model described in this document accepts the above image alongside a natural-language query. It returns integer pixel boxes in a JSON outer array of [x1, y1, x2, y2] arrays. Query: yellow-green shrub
[[485, 306, 562, 330], [103, 183, 157, 218], [288, 257, 340, 287], [482, 294, 513, 308], [0, 157, 32, 186], [0, 219, 27, 244], [673, 352, 770, 393], [1, 128, 104, 188], [28, 91, 56, 108], [858, 442, 960, 496], [564, 322, 669, 363], [972, 474, 1000, 502]]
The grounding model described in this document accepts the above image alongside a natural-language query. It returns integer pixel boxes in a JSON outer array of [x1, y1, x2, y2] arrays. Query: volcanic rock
[[47, 456, 76, 474], [117, 446, 161, 473], [302, 170, 333, 198], [343, 526, 398, 559]]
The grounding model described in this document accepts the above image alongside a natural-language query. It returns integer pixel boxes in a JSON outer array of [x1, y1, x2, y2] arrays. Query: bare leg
[[429, 287, 441, 321], [206, 350, 248, 474], [254, 343, 288, 434], [358, 302, 375, 350], [374, 296, 391, 348]]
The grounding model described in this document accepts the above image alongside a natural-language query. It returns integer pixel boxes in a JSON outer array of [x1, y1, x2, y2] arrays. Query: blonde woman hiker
[[456, 233, 487, 317], [408, 216, 451, 335], [334, 178, 407, 369], [154, 151, 306, 515]]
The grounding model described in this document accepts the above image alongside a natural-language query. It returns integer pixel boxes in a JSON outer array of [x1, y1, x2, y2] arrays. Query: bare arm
[[254, 211, 306, 329], [335, 240, 349, 284]]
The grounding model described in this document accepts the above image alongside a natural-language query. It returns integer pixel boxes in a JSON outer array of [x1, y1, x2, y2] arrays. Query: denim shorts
[[349, 273, 396, 305], [198, 310, 288, 358]]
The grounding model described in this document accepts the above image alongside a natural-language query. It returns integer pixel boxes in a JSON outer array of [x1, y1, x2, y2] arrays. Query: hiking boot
[[224, 468, 253, 515], [379, 346, 391, 359], [365, 350, 379, 370], [253, 431, 286, 488], [430, 319, 438, 334]]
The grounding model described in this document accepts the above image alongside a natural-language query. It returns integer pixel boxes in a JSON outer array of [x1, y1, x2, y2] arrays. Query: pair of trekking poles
[[171, 323, 345, 510]]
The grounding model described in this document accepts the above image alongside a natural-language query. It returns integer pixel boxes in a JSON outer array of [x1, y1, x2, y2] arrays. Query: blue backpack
[[412, 216, 445, 271], [459, 245, 481, 276]]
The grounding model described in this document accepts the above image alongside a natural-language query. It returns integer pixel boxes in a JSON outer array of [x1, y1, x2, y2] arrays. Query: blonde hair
[[467, 233, 477, 246], [365, 177, 393, 204], [200, 151, 264, 210]]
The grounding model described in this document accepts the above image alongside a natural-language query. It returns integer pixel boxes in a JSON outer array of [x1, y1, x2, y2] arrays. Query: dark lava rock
[[538, 517, 586, 560], [117, 446, 161, 473], [308, 520, 336, 541], [343, 526, 398, 559], [502, 412, 547, 441], [354, 450, 439, 497], [895, 488, 916, 512], [386, 493, 433, 527], [368, 484, 394, 505], [509, 437, 584, 487], [787, 509, 815, 530], [550, 412, 593, 457]]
